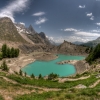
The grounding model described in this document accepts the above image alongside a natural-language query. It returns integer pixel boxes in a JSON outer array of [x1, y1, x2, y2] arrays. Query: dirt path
[[89, 80, 100, 88], [0, 89, 35, 100], [1, 76, 61, 92], [0, 76, 61, 100], [58, 75, 90, 83], [0, 76, 18, 84]]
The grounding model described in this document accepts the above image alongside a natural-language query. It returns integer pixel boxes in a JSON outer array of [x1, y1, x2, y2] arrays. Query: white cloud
[[86, 13, 94, 20], [96, 23, 100, 26], [35, 17, 47, 25], [56, 33, 99, 43], [49, 37, 54, 41], [64, 36, 92, 43], [62, 28, 100, 37], [79, 5, 85, 8], [47, 36, 94, 43], [0, 0, 30, 22], [19, 22, 25, 26], [86, 13, 92, 17], [90, 16, 94, 20], [63, 28, 78, 32], [47, 29, 100, 43], [75, 31, 100, 37], [91, 30, 100, 33], [60, 27, 100, 43], [33, 12, 45, 16]]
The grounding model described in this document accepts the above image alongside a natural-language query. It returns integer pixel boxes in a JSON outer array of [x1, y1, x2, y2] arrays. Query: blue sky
[[0, 0, 100, 43]]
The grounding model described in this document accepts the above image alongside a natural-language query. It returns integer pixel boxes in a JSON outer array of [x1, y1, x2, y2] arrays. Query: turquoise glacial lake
[[22, 55, 85, 77]]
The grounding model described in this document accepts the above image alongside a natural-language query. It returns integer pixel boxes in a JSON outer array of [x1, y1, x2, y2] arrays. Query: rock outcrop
[[57, 40, 87, 55]]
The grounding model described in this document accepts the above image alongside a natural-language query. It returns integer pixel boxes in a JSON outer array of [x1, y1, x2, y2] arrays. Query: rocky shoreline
[[57, 60, 90, 74], [3, 52, 58, 74], [2, 52, 90, 76]]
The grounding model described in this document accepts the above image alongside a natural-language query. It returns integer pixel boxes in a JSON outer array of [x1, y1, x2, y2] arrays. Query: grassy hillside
[[0, 71, 100, 100]]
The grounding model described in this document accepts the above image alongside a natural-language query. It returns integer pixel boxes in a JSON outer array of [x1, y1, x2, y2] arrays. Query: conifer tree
[[1, 61, 9, 71], [31, 73, 35, 78], [10, 47, 15, 58], [2, 44, 7, 58], [39, 74, 42, 79], [0, 52, 3, 60], [25, 72, 27, 77], [6, 47, 11, 58], [19, 69, 22, 76]]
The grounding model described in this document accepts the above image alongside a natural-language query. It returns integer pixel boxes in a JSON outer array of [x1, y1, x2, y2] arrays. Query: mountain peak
[[39, 32, 46, 39], [28, 25, 35, 33]]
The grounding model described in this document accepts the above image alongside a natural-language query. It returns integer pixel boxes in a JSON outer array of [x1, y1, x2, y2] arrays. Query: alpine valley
[[0, 17, 100, 100]]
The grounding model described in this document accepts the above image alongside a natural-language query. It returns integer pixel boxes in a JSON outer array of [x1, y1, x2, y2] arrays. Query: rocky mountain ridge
[[0, 17, 88, 55], [15, 23, 51, 45], [56, 40, 87, 55]]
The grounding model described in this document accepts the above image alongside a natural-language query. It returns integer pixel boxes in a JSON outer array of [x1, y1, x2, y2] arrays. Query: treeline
[[19, 71, 59, 80], [31, 73, 59, 80], [86, 44, 100, 64], [0, 44, 19, 59]]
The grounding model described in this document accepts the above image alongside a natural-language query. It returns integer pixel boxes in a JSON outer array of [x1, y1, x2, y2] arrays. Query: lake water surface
[[22, 54, 85, 77]]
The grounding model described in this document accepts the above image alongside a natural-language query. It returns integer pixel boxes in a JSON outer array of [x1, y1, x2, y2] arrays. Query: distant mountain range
[[81, 37, 100, 47], [73, 41, 84, 45]]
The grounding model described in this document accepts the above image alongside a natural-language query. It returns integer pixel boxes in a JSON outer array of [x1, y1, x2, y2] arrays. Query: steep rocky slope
[[39, 32, 51, 45], [15, 23, 50, 45], [0, 17, 26, 43]]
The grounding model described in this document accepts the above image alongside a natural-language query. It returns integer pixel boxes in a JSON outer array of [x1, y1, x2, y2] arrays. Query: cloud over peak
[[0, 0, 30, 22], [19, 22, 25, 26], [33, 12, 45, 16]]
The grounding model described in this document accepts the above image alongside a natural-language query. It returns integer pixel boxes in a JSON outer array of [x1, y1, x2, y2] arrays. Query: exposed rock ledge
[[57, 60, 90, 74]]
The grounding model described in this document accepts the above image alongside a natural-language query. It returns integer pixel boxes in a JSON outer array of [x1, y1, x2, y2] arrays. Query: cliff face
[[39, 32, 51, 45]]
